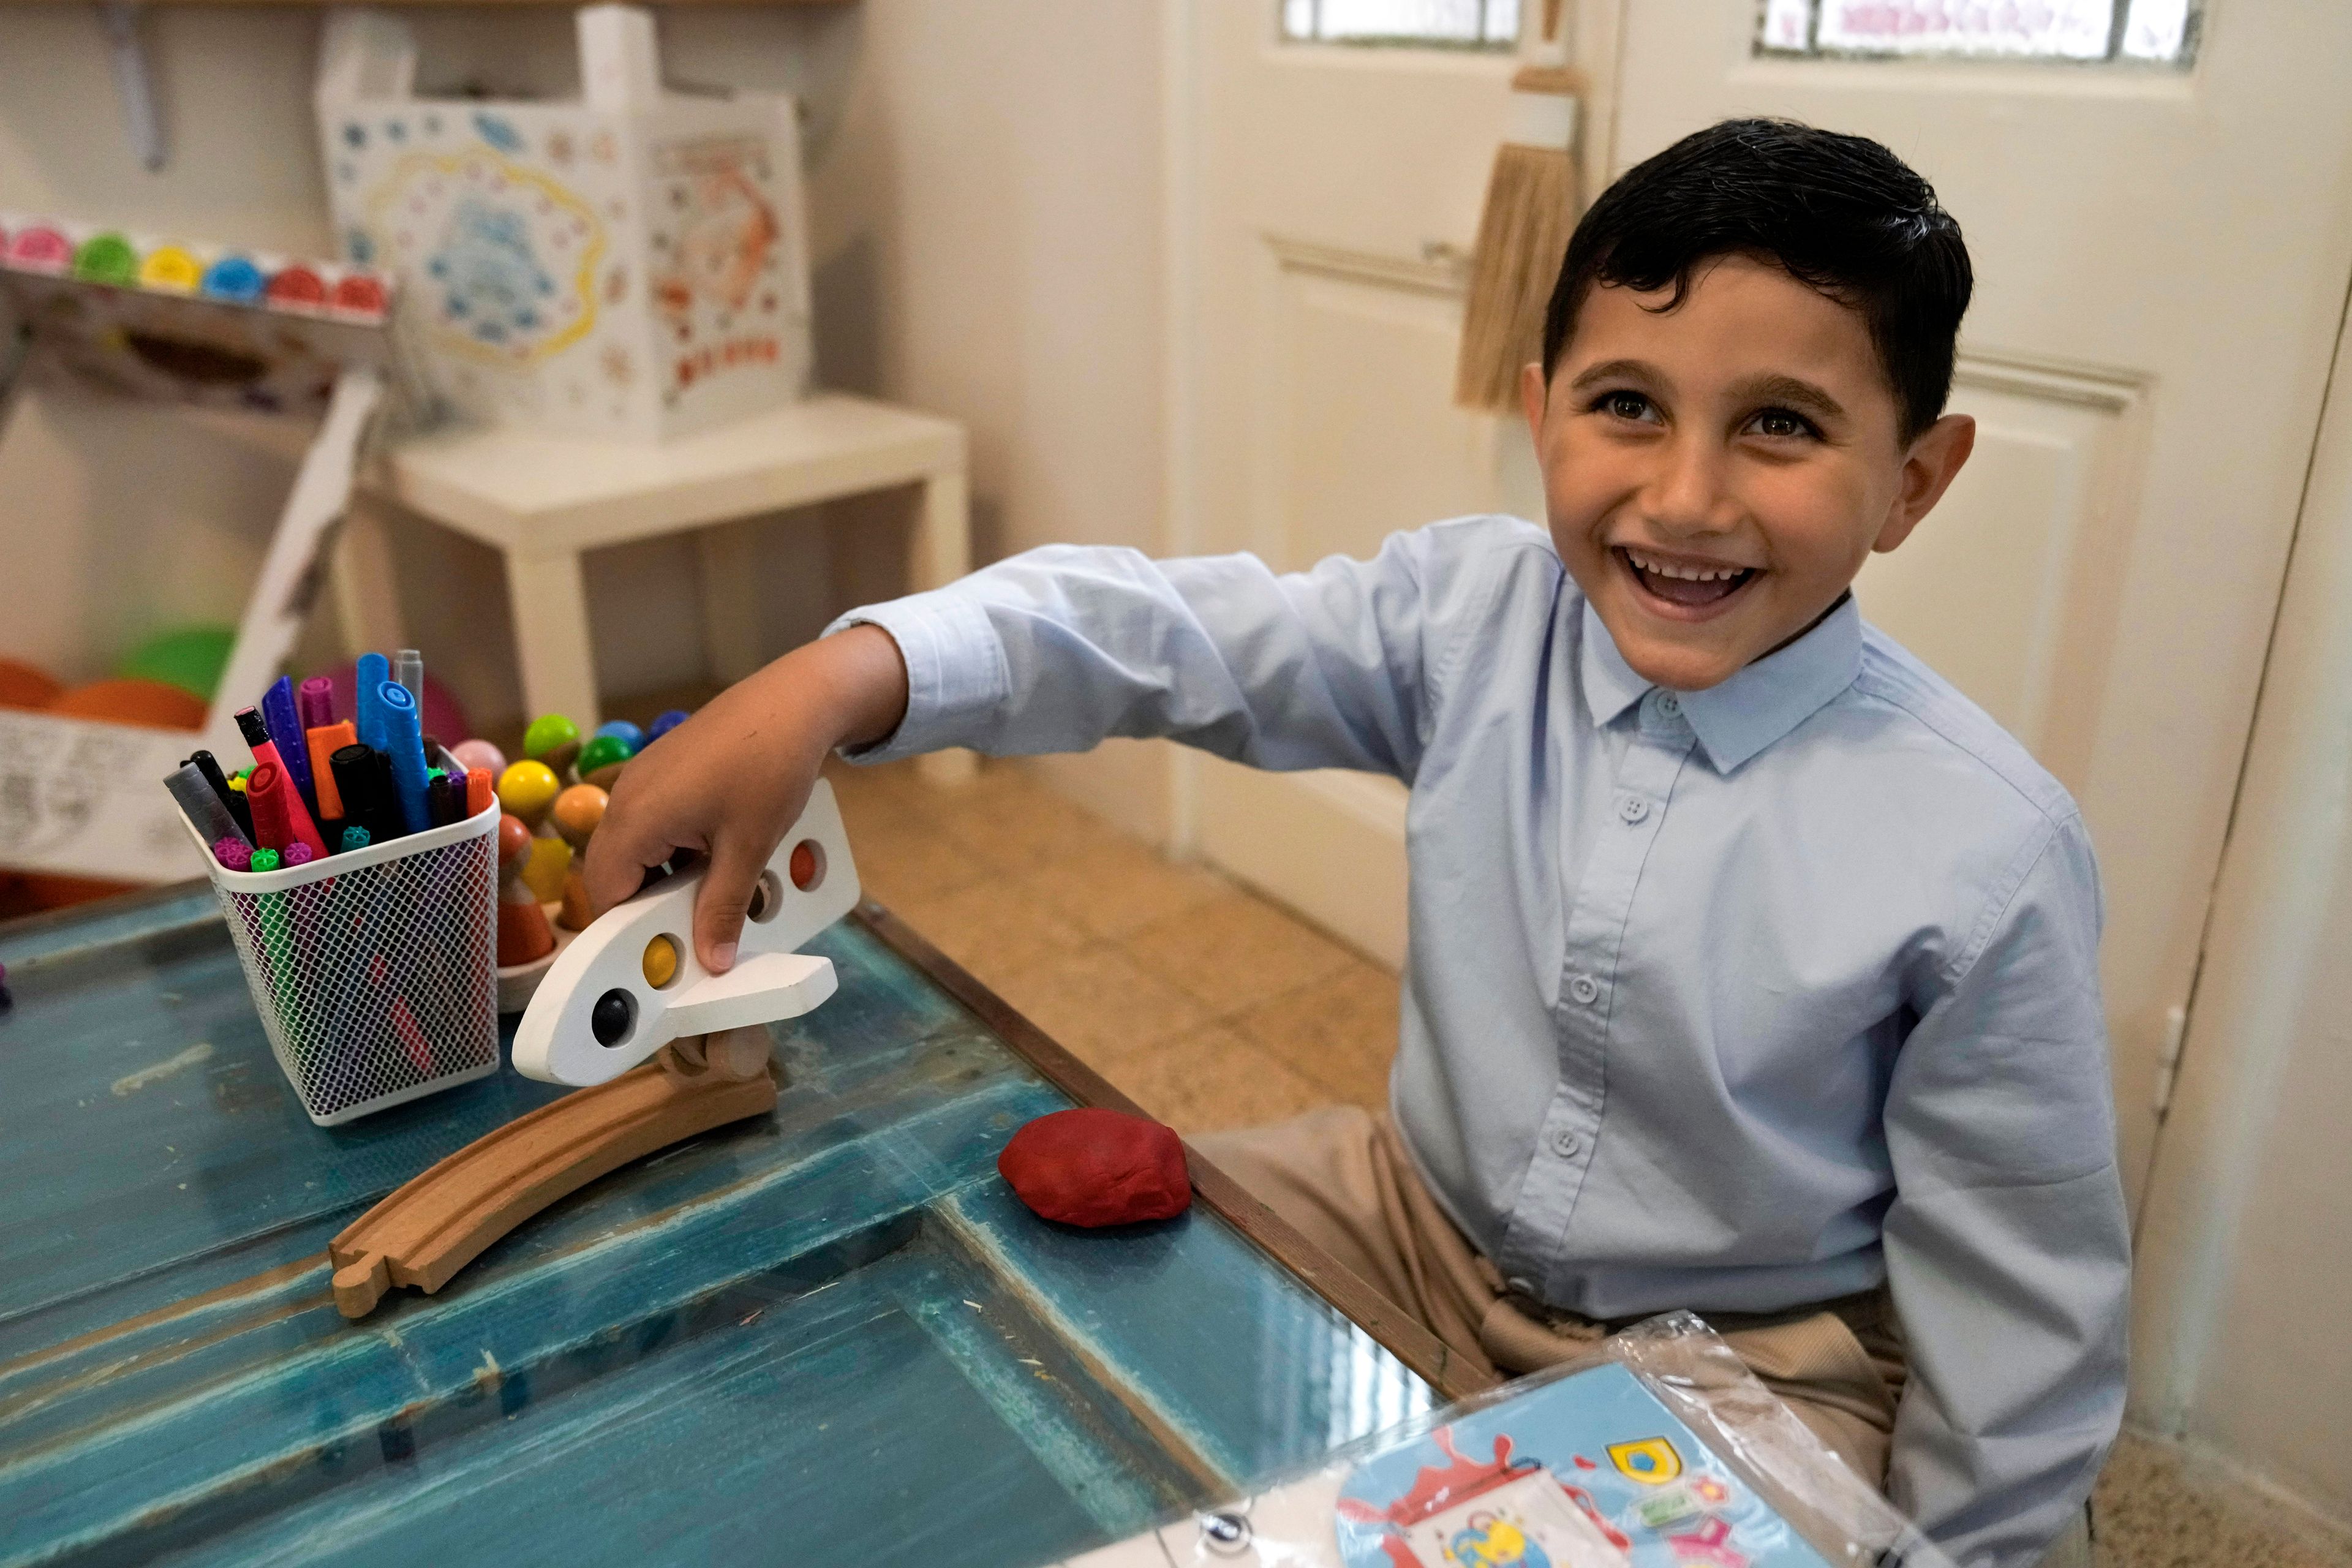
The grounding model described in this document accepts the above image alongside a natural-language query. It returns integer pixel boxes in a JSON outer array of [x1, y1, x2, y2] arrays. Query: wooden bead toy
[[496, 813, 555, 967], [524, 714, 582, 781], [575, 732, 635, 791], [450, 737, 507, 777], [552, 783, 608, 932]]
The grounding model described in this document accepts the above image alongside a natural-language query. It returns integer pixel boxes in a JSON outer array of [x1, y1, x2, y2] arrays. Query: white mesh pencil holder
[[186, 802, 501, 1126]]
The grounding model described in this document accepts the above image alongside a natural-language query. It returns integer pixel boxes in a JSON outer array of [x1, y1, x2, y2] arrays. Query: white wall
[[2130, 293, 2352, 1526], [0, 0, 1172, 835]]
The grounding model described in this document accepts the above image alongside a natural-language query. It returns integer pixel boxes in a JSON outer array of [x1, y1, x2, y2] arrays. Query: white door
[[1175, 0, 2352, 1212], [1177, 1, 1552, 967]]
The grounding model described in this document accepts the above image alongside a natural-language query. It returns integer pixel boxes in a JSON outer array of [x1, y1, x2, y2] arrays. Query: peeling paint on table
[[0, 888, 1433, 1566]]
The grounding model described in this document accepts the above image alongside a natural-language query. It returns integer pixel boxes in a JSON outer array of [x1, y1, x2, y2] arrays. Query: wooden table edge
[[851, 899, 1498, 1403]]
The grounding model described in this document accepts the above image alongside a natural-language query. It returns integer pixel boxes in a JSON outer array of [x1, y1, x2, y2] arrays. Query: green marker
[[244, 850, 300, 1035]]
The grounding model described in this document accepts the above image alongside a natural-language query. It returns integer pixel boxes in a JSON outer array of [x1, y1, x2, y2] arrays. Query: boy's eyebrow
[[1737, 373, 1847, 422], [1566, 358, 1660, 391]]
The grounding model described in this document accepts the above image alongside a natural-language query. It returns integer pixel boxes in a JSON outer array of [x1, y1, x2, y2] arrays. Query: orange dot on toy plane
[[642, 933, 679, 989]]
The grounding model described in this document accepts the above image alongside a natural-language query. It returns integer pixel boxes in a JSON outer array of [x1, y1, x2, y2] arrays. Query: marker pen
[[167, 761, 249, 851], [282, 841, 316, 867], [331, 744, 404, 845], [465, 766, 494, 820], [247, 761, 328, 859], [236, 712, 329, 859], [260, 676, 319, 821], [298, 676, 337, 730], [189, 750, 253, 841], [355, 652, 391, 754], [306, 719, 358, 826], [394, 648, 424, 709], [340, 824, 372, 853], [214, 837, 252, 872], [428, 772, 458, 828], [377, 680, 432, 835]]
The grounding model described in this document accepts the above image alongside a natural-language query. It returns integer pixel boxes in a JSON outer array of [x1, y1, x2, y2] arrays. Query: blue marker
[[259, 676, 319, 822], [377, 680, 432, 834], [354, 651, 391, 754]]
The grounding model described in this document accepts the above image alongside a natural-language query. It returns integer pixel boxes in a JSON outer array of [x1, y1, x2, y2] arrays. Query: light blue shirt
[[832, 515, 2128, 1568]]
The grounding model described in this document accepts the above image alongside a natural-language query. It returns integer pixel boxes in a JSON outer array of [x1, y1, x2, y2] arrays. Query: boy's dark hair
[[1541, 118, 1972, 443]]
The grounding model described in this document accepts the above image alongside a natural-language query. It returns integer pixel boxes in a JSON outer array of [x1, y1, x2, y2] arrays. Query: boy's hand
[[582, 625, 910, 973]]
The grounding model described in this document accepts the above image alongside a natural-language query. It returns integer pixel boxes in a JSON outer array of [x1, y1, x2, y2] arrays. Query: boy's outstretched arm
[[587, 519, 1502, 973], [1880, 813, 2130, 1568], [582, 624, 909, 972]]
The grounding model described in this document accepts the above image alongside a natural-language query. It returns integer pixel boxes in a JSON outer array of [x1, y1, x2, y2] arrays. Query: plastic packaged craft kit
[[186, 799, 501, 1127], [1054, 1313, 1954, 1568]]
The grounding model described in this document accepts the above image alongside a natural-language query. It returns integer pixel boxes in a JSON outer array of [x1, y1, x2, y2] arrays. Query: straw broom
[[1453, 0, 1586, 412]]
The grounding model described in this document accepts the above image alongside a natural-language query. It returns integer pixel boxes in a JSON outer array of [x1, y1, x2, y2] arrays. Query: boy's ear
[[1520, 361, 1550, 447], [1872, 413, 1976, 554]]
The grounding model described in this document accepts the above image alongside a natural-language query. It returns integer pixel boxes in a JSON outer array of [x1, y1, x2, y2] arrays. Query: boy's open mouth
[[1616, 546, 1758, 612]]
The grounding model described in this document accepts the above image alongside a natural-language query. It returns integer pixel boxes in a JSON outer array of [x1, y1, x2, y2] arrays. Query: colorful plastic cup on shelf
[[70, 233, 137, 285], [200, 255, 266, 304]]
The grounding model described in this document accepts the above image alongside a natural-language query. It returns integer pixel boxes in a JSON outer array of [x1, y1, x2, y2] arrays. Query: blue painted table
[[0, 888, 1456, 1567]]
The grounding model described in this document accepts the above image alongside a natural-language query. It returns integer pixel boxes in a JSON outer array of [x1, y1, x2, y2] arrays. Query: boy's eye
[[1593, 390, 1657, 423], [1746, 407, 1819, 440]]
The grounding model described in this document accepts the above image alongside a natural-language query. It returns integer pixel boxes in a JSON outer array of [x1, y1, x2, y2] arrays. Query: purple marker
[[298, 676, 338, 730], [214, 837, 253, 872], [282, 841, 317, 867]]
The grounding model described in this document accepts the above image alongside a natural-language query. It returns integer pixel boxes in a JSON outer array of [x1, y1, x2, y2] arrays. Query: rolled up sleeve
[[1881, 815, 2130, 1567]]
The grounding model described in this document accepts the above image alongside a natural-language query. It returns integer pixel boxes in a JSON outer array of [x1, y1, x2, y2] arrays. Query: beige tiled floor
[[835, 755, 2352, 1568]]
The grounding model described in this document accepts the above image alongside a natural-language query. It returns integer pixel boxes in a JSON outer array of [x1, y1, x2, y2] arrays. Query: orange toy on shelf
[[45, 679, 206, 731]]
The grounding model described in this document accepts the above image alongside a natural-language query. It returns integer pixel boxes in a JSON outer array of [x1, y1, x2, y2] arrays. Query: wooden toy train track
[[328, 782, 858, 1320], [329, 1030, 775, 1318]]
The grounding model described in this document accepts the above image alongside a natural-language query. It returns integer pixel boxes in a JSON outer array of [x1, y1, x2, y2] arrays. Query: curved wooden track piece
[[328, 1033, 777, 1319]]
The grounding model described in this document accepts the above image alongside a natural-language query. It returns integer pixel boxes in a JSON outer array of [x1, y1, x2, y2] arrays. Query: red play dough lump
[[998, 1108, 1193, 1227]]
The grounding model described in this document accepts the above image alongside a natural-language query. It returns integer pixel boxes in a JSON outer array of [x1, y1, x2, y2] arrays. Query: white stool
[[351, 393, 974, 785]]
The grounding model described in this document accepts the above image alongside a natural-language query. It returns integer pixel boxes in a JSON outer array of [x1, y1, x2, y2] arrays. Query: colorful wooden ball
[[551, 783, 608, 850], [647, 709, 690, 743], [450, 737, 507, 777], [524, 713, 582, 775], [497, 813, 533, 866], [593, 719, 644, 751], [575, 732, 635, 789], [496, 760, 562, 823]]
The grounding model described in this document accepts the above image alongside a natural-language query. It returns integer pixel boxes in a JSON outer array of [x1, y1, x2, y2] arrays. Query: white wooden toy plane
[[513, 779, 861, 1086], [328, 781, 861, 1319]]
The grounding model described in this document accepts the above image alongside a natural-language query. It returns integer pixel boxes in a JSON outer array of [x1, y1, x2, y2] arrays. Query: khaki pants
[[1197, 1105, 2092, 1568]]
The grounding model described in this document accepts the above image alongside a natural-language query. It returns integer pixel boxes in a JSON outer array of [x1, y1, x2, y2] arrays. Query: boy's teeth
[[1625, 548, 1746, 582]]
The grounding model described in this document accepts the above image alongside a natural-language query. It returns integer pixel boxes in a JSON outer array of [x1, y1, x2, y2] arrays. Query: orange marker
[[306, 720, 357, 821], [465, 766, 494, 820]]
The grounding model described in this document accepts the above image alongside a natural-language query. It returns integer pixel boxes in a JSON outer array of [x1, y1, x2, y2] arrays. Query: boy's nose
[[1641, 437, 1740, 535]]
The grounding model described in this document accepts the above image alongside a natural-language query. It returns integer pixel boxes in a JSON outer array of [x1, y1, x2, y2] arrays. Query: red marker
[[238, 707, 329, 859], [246, 761, 330, 861]]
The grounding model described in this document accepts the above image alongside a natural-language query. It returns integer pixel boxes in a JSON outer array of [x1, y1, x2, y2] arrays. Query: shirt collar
[[1578, 593, 1864, 772]]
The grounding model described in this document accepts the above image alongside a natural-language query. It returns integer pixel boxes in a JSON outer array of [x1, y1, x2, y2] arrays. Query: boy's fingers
[[581, 811, 684, 921], [693, 831, 771, 974]]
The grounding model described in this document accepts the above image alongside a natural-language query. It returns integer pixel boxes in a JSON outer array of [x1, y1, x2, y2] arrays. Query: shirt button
[[1654, 692, 1680, 716], [1551, 1128, 1583, 1158], [1506, 1276, 1536, 1295], [1569, 974, 1599, 1005], [1618, 795, 1650, 824]]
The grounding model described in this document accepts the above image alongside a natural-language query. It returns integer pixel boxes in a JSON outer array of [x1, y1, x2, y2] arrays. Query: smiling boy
[[587, 120, 2127, 1567]]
